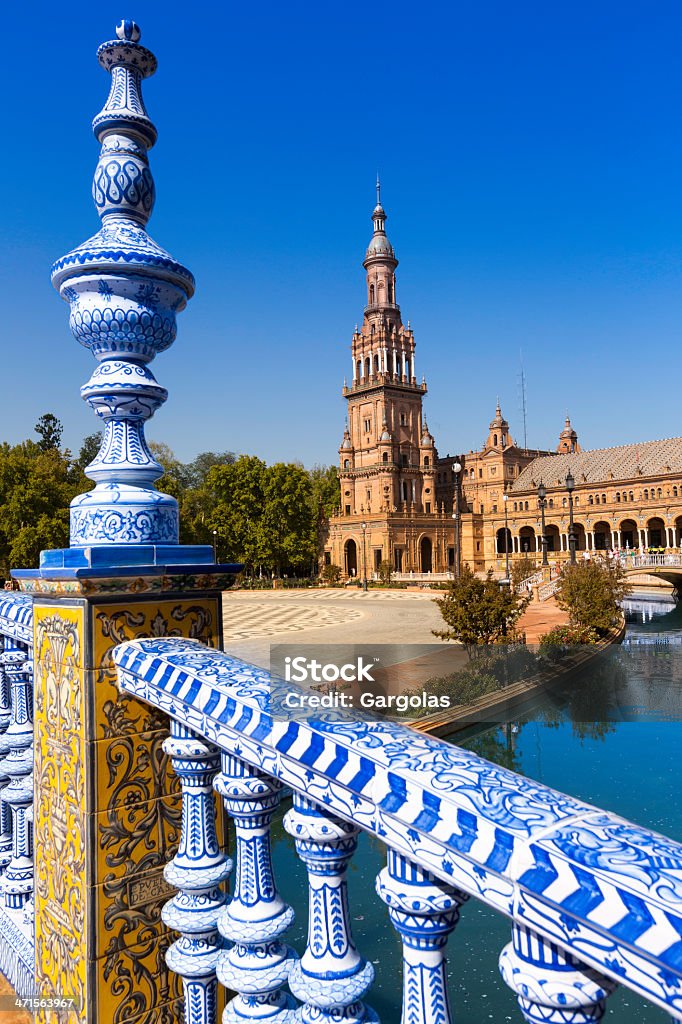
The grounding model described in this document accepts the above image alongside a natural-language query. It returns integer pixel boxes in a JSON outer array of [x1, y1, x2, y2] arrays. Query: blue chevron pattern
[[114, 637, 682, 1017]]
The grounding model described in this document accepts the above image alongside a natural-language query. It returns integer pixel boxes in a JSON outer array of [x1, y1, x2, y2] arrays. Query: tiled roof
[[512, 436, 682, 493]]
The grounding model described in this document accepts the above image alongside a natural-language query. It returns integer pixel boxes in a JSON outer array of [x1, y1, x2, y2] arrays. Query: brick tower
[[326, 184, 451, 578]]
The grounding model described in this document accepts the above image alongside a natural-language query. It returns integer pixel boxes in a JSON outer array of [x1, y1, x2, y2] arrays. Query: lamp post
[[502, 493, 510, 583], [537, 481, 548, 567], [212, 529, 218, 562], [361, 521, 368, 591], [451, 459, 462, 577], [565, 470, 577, 565]]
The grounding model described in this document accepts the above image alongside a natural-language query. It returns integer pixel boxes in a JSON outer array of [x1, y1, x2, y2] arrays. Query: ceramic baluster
[[215, 754, 298, 1021], [500, 923, 617, 1023], [162, 721, 231, 1024], [283, 793, 378, 1023], [0, 644, 33, 909], [376, 850, 468, 1024]]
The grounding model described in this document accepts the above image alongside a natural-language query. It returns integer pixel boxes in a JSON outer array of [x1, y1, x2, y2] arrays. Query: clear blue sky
[[3, 1, 682, 467]]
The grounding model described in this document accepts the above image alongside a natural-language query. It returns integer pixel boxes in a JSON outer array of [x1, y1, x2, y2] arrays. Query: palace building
[[324, 191, 682, 577]]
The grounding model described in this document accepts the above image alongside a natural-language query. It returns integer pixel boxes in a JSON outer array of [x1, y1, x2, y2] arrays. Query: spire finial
[[376, 173, 381, 206]]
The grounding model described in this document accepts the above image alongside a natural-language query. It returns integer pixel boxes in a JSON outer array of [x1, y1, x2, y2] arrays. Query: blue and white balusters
[[283, 794, 378, 1023], [0, 642, 33, 910], [215, 755, 298, 1021], [162, 721, 231, 1024], [500, 923, 617, 1023], [376, 850, 467, 1024]]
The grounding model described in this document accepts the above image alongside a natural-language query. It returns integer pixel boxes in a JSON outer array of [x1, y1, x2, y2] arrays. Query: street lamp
[[502, 493, 510, 583], [451, 460, 462, 577], [565, 470, 577, 565], [361, 521, 368, 591], [212, 529, 218, 562], [537, 481, 548, 567]]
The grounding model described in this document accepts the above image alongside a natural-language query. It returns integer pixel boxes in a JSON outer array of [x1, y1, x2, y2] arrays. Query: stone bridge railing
[[0, 593, 34, 997], [617, 553, 682, 570], [114, 636, 682, 1024]]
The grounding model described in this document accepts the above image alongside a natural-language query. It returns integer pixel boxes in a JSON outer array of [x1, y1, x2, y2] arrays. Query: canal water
[[270, 593, 681, 1021]]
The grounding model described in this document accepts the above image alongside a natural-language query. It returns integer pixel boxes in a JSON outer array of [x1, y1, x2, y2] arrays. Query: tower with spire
[[326, 186, 449, 577]]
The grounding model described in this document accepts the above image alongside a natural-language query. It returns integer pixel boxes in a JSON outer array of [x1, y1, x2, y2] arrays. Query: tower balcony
[[363, 301, 401, 317], [343, 373, 427, 396]]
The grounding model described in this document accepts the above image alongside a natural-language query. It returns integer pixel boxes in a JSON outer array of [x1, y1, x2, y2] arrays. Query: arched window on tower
[[356, 360, 362, 380], [365, 357, 371, 378], [493, 434, 498, 446], [374, 354, 380, 375], [382, 452, 388, 463], [387, 281, 393, 303], [405, 358, 411, 378], [369, 284, 375, 305], [343, 459, 350, 469], [424, 456, 430, 467]]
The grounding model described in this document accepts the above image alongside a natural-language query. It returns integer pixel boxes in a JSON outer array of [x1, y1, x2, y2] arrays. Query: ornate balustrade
[[617, 553, 682, 569], [115, 637, 682, 1023], [538, 577, 560, 602], [0, 594, 34, 996]]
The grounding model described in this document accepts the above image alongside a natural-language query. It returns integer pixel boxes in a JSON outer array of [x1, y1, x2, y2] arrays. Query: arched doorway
[[572, 523, 587, 551], [619, 519, 638, 550], [420, 536, 432, 573], [593, 521, 612, 550], [647, 516, 666, 549], [345, 539, 357, 577], [545, 524, 560, 552], [519, 526, 536, 554], [496, 528, 512, 555]]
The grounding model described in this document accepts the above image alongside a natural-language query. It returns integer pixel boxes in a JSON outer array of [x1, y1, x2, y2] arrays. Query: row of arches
[[354, 353, 412, 381], [496, 516, 682, 554], [344, 536, 434, 575]]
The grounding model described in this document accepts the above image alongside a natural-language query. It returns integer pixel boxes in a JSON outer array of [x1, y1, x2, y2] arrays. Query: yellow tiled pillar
[[31, 579, 224, 1024]]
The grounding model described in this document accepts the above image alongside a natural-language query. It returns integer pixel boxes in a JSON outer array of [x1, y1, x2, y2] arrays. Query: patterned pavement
[[222, 588, 442, 667]]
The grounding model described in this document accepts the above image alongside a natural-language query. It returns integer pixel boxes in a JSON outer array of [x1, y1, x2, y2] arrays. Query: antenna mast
[[519, 351, 528, 452]]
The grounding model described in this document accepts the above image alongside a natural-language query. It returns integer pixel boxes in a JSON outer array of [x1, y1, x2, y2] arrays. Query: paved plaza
[[222, 588, 445, 668]]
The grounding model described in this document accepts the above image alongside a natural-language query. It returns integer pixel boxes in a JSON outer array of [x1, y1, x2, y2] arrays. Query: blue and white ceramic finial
[[51, 23, 195, 552]]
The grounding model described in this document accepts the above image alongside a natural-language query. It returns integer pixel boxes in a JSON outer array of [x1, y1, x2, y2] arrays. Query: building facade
[[325, 192, 682, 577]]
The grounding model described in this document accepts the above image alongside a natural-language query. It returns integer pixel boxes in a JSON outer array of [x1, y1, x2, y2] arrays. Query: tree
[[260, 463, 315, 576], [433, 566, 530, 656], [76, 431, 103, 472], [207, 455, 268, 569], [321, 564, 341, 585], [184, 451, 235, 489], [0, 441, 86, 575], [378, 559, 393, 584], [34, 413, 63, 452], [511, 555, 538, 588], [555, 561, 630, 636]]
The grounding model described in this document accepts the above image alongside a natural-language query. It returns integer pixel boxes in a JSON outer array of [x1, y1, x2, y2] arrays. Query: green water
[[270, 594, 681, 1021]]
